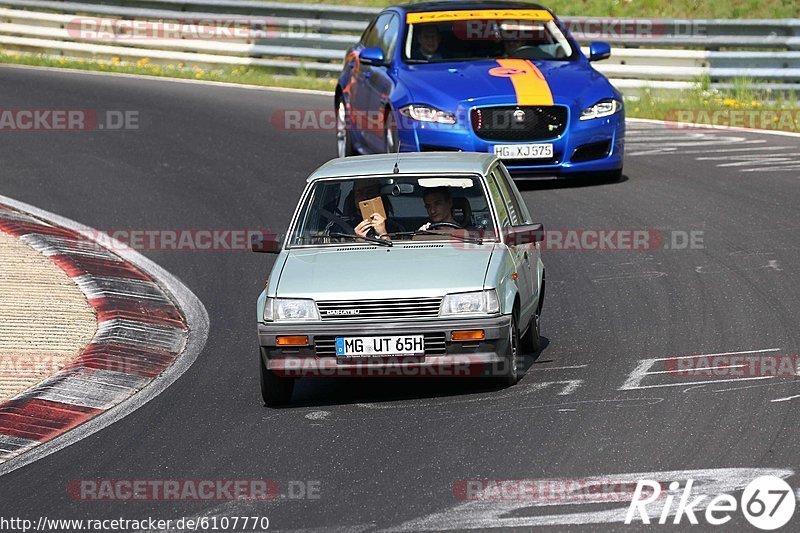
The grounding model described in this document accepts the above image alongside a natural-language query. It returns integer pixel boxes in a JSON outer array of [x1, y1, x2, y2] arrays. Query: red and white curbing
[[0, 203, 190, 464]]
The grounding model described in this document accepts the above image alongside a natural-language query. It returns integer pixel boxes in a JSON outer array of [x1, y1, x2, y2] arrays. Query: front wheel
[[520, 311, 540, 354], [597, 168, 623, 182], [336, 98, 355, 157], [260, 355, 294, 406], [491, 314, 520, 387]]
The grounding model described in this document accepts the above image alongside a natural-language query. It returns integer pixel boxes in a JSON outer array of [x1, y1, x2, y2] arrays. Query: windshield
[[403, 11, 575, 63], [289, 175, 498, 247]]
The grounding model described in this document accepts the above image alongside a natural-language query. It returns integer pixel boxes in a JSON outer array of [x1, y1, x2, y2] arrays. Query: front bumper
[[398, 110, 624, 177], [258, 315, 512, 378]]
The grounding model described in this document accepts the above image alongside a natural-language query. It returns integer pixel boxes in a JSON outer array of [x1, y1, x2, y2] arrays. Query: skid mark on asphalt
[[353, 381, 581, 410], [626, 123, 800, 173], [619, 348, 784, 391], [695, 258, 783, 274], [349, 365, 590, 411], [336, 398, 666, 425], [711, 379, 798, 393], [524, 380, 584, 395], [590, 271, 666, 282]]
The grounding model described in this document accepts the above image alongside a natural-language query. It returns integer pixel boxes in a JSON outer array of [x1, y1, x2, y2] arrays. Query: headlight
[[399, 104, 456, 125], [580, 99, 622, 121], [439, 290, 500, 316], [264, 297, 320, 321]]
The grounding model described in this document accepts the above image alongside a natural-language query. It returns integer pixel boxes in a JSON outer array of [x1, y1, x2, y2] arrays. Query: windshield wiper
[[389, 230, 483, 245], [328, 232, 393, 247]]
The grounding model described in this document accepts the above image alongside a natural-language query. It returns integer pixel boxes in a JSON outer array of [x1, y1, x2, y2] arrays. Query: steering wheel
[[317, 207, 353, 234], [508, 45, 544, 59], [429, 222, 462, 230]]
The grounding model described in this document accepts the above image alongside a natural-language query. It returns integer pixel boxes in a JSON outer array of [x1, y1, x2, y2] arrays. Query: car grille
[[471, 106, 568, 142], [316, 297, 442, 320], [315, 333, 447, 356]]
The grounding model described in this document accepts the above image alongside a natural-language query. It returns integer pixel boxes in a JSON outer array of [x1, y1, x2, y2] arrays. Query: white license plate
[[493, 144, 553, 159], [335, 335, 424, 357]]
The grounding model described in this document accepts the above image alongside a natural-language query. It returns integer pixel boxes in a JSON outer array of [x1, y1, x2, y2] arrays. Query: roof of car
[[396, 1, 548, 14], [307, 152, 499, 182]]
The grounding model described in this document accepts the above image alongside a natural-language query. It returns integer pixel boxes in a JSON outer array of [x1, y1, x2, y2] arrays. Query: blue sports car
[[335, 1, 624, 178]]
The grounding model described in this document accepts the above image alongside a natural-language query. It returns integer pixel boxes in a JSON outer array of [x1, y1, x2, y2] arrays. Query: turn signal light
[[451, 330, 485, 341], [276, 335, 309, 346]]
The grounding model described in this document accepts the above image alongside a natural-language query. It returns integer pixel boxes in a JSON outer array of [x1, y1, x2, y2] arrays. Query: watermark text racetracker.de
[[78, 228, 703, 252], [454, 478, 647, 503], [0, 110, 139, 131], [79, 229, 276, 252], [665, 109, 800, 132], [452, 18, 708, 41], [506, 229, 703, 251], [67, 16, 328, 41], [67, 478, 321, 501], [0, 354, 65, 377], [664, 353, 799, 379]]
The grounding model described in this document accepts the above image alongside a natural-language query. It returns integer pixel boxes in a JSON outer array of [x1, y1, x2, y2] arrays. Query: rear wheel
[[259, 355, 294, 406], [336, 97, 355, 157]]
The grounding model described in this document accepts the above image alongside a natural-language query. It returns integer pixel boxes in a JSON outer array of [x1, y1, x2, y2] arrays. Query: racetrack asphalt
[[1, 65, 799, 531]]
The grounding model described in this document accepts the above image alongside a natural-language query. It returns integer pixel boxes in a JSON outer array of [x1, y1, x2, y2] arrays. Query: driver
[[412, 25, 443, 61], [502, 38, 527, 57], [419, 187, 459, 230]]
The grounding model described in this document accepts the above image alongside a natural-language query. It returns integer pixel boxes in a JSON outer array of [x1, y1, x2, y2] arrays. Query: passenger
[[352, 180, 392, 240]]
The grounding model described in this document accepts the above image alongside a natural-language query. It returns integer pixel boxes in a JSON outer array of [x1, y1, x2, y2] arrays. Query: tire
[[598, 167, 623, 182], [259, 355, 294, 407], [521, 276, 544, 354], [520, 310, 540, 354], [492, 314, 520, 387], [384, 109, 398, 153], [336, 97, 355, 157]]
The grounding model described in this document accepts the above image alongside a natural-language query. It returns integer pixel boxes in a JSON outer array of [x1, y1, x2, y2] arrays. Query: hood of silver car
[[276, 243, 496, 300]]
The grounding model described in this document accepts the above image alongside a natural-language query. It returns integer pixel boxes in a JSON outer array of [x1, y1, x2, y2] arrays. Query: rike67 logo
[[627, 475, 796, 530]]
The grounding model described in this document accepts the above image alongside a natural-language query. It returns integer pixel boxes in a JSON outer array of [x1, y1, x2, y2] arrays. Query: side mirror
[[360, 47, 385, 66], [588, 41, 611, 62], [504, 223, 544, 246], [251, 233, 282, 253]]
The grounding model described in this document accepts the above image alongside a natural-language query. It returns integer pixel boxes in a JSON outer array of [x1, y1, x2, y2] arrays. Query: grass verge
[[628, 75, 799, 133], [0, 52, 338, 92]]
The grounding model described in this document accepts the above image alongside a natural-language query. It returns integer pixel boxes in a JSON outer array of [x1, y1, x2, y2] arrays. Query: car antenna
[[392, 133, 401, 174]]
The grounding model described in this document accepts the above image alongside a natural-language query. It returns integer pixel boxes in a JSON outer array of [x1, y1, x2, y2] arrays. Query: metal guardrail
[[0, 0, 798, 90]]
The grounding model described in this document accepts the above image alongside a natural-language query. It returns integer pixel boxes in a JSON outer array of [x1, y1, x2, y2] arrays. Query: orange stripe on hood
[[495, 59, 553, 106]]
